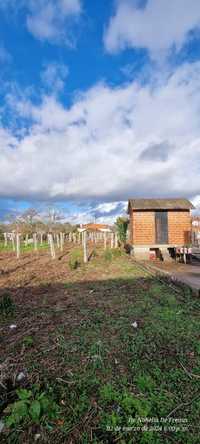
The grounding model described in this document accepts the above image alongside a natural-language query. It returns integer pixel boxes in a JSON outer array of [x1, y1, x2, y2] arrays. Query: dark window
[[155, 211, 168, 244]]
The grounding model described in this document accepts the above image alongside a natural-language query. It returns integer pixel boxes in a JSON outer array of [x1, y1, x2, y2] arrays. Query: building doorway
[[155, 211, 168, 244]]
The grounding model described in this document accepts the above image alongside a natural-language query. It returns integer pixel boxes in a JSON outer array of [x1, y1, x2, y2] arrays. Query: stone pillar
[[49, 234, 55, 259], [83, 231, 88, 263], [16, 234, 20, 259], [33, 233, 38, 251]]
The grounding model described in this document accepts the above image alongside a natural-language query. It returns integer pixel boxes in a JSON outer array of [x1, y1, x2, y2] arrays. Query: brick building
[[128, 198, 194, 260]]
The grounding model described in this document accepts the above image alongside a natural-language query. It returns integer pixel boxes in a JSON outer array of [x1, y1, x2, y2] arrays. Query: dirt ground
[[0, 244, 123, 379], [144, 258, 200, 293], [0, 245, 85, 288], [0, 244, 200, 444]]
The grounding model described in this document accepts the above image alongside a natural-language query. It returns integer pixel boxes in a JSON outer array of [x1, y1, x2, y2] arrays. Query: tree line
[[0, 206, 129, 243]]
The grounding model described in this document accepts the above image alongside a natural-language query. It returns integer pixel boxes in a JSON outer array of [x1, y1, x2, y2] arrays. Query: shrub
[[115, 217, 129, 243], [103, 248, 122, 262], [69, 249, 82, 270], [0, 293, 15, 315], [69, 257, 79, 270]]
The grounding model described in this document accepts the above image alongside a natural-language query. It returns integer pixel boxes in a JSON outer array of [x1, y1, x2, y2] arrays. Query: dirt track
[[145, 258, 200, 293]]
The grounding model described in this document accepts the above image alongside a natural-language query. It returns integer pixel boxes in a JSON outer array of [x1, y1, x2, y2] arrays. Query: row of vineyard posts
[[2, 230, 119, 262]]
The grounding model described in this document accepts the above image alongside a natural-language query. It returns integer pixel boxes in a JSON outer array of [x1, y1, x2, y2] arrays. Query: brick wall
[[168, 211, 191, 245], [132, 211, 155, 245], [130, 210, 192, 245], [129, 210, 133, 243]]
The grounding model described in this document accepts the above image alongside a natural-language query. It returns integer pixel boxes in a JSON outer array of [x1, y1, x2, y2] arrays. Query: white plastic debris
[[17, 372, 26, 382], [0, 420, 4, 433], [9, 324, 17, 329], [131, 321, 138, 328], [34, 434, 41, 441]]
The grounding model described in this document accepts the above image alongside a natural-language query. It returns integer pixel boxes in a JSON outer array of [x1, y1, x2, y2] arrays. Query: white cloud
[[60, 201, 127, 224], [0, 62, 200, 208], [41, 62, 69, 93], [95, 202, 125, 214], [192, 195, 200, 212], [60, 0, 81, 15], [0, 0, 82, 46], [104, 0, 200, 58], [26, 0, 82, 45]]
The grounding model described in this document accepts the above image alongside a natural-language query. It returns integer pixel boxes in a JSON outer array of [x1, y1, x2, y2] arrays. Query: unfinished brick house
[[127, 198, 194, 260]]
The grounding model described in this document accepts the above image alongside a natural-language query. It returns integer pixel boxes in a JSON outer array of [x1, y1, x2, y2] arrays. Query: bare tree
[[19, 208, 39, 226], [43, 206, 64, 231]]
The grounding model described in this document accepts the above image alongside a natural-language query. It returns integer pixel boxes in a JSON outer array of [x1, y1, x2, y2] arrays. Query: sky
[[0, 0, 200, 223]]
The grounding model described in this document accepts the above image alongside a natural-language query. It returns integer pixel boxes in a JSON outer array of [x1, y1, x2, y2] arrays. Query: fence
[[1, 230, 119, 261]]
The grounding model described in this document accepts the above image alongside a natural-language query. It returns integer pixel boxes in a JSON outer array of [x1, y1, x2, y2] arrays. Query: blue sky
[[0, 0, 200, 223]]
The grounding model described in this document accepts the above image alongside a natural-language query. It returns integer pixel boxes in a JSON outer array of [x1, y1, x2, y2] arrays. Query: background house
[[192, 216, 200, 246], [81, 223, 112, 232]]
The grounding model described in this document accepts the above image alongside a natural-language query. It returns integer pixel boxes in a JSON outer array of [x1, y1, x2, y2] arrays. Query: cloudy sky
[[0, 0, 200, 223]]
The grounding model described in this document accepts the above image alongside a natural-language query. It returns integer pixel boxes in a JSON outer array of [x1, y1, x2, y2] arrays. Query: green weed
[[69, 249, 82, 269], [22, 336, 34, 348], [5, 386, 60, 428], [104, 249, 113, 262], [0, 293, 15, 315], [111, 248, 122, 258]]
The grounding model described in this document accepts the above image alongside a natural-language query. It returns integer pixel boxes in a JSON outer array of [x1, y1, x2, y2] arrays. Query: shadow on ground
[[0, 274, 200, 444]]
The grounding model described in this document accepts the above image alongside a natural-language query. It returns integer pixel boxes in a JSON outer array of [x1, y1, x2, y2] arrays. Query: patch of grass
[[0, 293, 15, 316], [103, 249, 113, 262], [69, 248, 83, 270], [103, 248, 122, 262], [1, 249, 200, 443], [0, 241, 13, 252], [111, 248, 122, 258], [89, 340, 106, 370], [0, 241, 49, 253], [22, 336, 34, 348], [21, 242, 49, 253]]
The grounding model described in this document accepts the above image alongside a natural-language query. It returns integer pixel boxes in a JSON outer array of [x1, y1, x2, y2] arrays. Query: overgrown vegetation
[[69, 248, 83, 269], [104, 248, 122, 261], [5, 386, 60, 428], [0, 293, 15, 315], [103, 249, 113, 261], [115, 217, 129, 243], [0, 247, 200, 443]]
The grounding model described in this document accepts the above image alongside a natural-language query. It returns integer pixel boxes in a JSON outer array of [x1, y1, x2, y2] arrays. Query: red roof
[[82, 223, 110, 231]]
